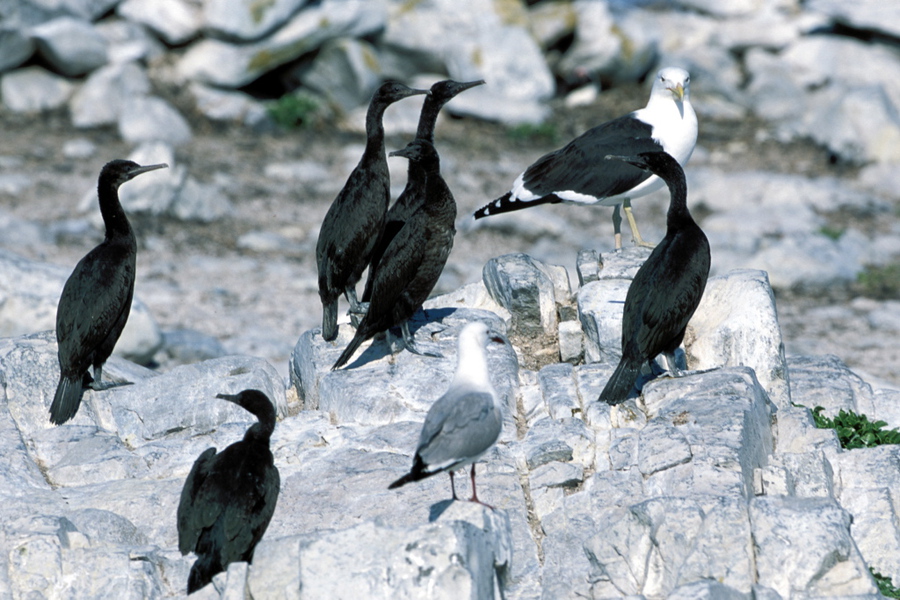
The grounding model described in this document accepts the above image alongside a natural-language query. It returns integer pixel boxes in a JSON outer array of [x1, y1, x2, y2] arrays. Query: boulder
[[116, 0, 201, 45], [0, 66, 73, 113], [31, 16, 108, 77]]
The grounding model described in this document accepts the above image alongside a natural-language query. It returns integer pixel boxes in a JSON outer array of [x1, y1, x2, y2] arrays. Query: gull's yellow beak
[[670, 82, 685, 102]]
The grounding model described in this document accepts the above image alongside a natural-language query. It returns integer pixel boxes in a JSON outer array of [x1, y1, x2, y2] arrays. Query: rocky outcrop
[[1, 248, 897, 598]]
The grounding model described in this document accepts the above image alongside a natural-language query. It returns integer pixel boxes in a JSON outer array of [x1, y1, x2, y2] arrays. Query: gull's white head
[[650, 67, 691, 103]]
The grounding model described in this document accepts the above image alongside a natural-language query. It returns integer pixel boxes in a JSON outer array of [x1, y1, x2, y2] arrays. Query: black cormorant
[[177, 389, 280, 594], [598, 151, 710, 405], [50, 159, 167, 425], [389, 321, 504, 505], [361, 79, 484, 304], [316, 81, 429, 341], [473, 67, 697, 249], [332, 139, 456, 370]]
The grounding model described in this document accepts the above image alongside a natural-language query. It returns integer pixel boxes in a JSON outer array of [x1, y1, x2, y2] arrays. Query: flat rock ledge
[[1, 249, 899, 599]]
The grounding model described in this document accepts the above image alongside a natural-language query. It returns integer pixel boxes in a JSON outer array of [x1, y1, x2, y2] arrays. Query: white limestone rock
[[292, 309, 518, 431], [31, 16, 108, 77], [788, 354, 875, 417], [299, 37, 384, 113], [685, 269, 790, 407], [204, 0, 311, 42], [178, 0, 386, 88], [382, 0, 554, 125], [189, 82, 268, 125], [70, 61, 151, 128], [94, 18, 166, 65], [0, 26, 35, 73], [0, 66, 73, 113], [483, 253, 559, 339], [116, 0, 201, 45], [750, 496, 879, 597], [807, 0, 900, 38], [118, 96, 192, 146]]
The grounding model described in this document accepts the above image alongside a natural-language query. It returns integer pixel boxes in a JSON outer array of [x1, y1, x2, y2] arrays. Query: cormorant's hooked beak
[[460, 79, 486, 92], [128, 163, 168, 180], [216, 392, 239, 404]]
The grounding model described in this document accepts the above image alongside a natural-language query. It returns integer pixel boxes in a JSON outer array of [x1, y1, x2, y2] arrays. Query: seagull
[[598, 151, 710, 405], [473, 67, 697, 249], [389, 321, 505, 505]]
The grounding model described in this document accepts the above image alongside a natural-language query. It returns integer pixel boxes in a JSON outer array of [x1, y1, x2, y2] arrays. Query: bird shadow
[[428, 499, 456, 522], [341, 307, 459, 369]]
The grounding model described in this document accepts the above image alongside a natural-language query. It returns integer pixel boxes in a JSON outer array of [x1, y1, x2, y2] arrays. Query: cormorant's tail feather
[[332, 331, 367, 371], [50, 374, 84, 425], [599, 358, 642, 406], [187, 554, 222, 594], [473, 192, 559, 219], [321, 301, 338, 342]]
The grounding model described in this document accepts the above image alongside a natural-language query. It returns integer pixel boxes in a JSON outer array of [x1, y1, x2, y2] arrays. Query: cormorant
[[332, 139, 457, 370], [389, 321, 504, 505], [316, 81, 429, 341], [361, 78, 484, 304], [473, 67, 697, 249], [598, 151, 710, 405], [177, 389, 280, 594], [50, 159, 167, 425]]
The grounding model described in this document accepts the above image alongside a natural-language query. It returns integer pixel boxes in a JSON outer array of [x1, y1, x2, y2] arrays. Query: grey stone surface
[[70, 61, 151, 128], [116, 0, 201, 45], [0, 26, 35, 73], [31, 16, 108, 77], [483, 253, 559, 339], [118, 96, 192, 146], [204, 0, 311, 42], [0, 66, 74, 113], [178, 0, 386, 88]]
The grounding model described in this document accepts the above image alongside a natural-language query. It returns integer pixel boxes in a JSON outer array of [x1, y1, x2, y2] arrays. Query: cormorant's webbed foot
[[401, 322, 443, 359]]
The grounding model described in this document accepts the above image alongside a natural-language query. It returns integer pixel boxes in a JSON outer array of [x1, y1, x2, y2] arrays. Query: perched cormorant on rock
[[361, 78, 484, 304], [389, 321, 504, 504], [332, 139, 456, 370], [177, 389, 280, 594], [599, 151, 710, 406], [316, 81, 429, 341], [50, 159, 167, 425], [473, 67, 697, 249]]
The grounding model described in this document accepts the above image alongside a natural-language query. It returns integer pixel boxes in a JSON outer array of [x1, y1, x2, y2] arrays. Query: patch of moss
[[506, 122, 559, 144], [818, 225, 845, 240], [855, 263, 900, 300]]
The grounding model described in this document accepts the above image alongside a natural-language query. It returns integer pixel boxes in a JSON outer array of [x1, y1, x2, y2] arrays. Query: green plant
[[855, 263, 900, 300], [506, 122, 559, 144], [819, 225, 845, 240], [267, 91, 321, 129], [871, 568, 900, 598], [811, 406, 900, 449]]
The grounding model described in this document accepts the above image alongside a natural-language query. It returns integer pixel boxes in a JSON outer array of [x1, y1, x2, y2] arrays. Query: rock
[[0, 26, 35, 73], [808, 0, 900, 38], [178, 0, 387, 88], [291, 308, 518, 430], [118, 96, 192, 146], [382, 0, 554, 125], [483, 253, 559, 339], [189, 82, 268, 125], [31, 16, 108, 77], [94, 18, 166, 65], [116, 0, 201, 45], [0, 250, 163, 364], [0, 66, 74, 113], [555, 0, 655, 84], [171, 175, 234, 222], [62, 138, 97, 159], [750, 496, 878, 597], [70, 61, 152, 128], [787, 354, 875, 417], [685, 269, 789, 408], [204, 0, 311, 42], [299, 37, 384, 113]]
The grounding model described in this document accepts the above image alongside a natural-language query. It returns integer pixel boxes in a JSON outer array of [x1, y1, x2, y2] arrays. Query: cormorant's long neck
[[415, 97, 442, 144], [662, 167, 694, 229], [98, 181, 134, 242], [245, 415, 275, 444], [363, 101, 388, 162]]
